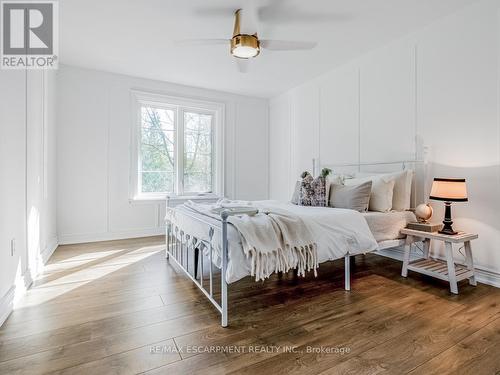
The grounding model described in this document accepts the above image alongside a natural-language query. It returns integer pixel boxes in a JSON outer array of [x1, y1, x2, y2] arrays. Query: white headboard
[[318, 159, 426, 209]]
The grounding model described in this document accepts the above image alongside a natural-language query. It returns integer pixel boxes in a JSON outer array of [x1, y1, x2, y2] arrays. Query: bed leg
[[345, 255, 351, 291], [194, 247, 199, 279], [221, 210, 229, 328], [165, 223, 170, 259]]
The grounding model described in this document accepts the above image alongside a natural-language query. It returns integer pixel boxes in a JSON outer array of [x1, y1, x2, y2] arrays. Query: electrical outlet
[[10, 238, 15, 256]]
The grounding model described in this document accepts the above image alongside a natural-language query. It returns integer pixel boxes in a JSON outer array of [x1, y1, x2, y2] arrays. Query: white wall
[[57, 65, 269, 244], [0, 69, 57, 325], [269, 94, 292, 201], [0, 70, 27, 325], [269, 0, 500, 286]]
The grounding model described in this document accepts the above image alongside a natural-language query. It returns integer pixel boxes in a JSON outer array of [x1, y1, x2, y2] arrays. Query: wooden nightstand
[[400, 228, 478, 294]]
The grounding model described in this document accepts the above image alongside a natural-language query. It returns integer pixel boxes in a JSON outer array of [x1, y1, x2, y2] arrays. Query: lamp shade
[[429, 178, 468, 202]]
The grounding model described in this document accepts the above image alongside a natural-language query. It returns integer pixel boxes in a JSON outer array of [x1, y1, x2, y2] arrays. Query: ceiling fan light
[[232, 45, 258, 58], [231, 34, 260, 59]]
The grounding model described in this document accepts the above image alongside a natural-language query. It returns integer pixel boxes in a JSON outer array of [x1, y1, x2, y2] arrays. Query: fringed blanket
[[185, 200, 318, 281]]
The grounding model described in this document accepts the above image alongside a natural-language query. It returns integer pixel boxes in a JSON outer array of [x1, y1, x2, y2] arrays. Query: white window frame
[[130, 90, 224, 202]]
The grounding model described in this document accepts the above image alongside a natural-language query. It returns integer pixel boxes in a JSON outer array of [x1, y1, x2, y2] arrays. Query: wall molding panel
[[57, 65, 269, 245], [269, 0, 500, 288], [1, 68, 57, 327]]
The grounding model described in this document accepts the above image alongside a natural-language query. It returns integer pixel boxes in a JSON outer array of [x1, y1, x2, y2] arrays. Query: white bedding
[[362, 210, 416, 242], [168, 200, 378, 283]]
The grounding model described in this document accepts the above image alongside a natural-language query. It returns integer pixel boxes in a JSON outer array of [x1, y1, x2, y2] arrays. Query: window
[[131, 91, 223, 200]]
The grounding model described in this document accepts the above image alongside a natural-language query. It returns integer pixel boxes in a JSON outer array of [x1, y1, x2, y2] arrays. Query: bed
[[165, 160, 424, 327], [363, 210, 417, 243]]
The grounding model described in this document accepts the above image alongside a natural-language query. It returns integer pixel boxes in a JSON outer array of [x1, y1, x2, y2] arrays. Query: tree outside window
[[138, 104, 214, 196]]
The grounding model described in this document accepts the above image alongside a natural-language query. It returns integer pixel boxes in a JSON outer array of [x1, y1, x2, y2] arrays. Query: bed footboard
[[165, 206, 229, 327], [165, 202, 355, 327]]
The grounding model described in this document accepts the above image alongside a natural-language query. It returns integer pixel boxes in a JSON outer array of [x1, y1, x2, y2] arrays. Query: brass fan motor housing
[[230, 34, 260, 59]]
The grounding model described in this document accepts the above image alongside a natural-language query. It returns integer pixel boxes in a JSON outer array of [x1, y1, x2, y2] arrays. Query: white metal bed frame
[[165, 159, 425, 327], [165, 204, 230, 326]]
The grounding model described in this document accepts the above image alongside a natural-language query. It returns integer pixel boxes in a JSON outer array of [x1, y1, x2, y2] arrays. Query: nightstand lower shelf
[[400, 229, 477, 294], [407, 258, 474, 283]]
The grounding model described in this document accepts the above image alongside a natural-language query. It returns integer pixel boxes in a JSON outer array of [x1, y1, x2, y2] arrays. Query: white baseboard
[[40, 236, 59, 264], [0, 265, 34, 327], [58, 227, 165, 245], [0, 286, 15, 327], [0, 237, 58, 328], [376, 247, 500, 288]]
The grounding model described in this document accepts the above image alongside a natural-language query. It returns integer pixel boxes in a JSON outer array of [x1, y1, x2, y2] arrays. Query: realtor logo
[[1, 0, 58, 69]]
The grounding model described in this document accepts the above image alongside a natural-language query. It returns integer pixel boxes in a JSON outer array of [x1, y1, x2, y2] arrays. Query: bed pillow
[[297, 172, 312, 205], [290, 180, 300, 204], [329, 181, 372, 212], [325, 174, 343, 201], [292, 170, 331, 206], [345, 175, 395, 212], [310, 174, 328, 207], [388, 170, 413, 211], [355, 170, 413, 211]]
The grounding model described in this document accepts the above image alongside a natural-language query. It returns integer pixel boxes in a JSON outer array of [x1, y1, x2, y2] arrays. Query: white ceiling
[[59, 0, 477, 98]]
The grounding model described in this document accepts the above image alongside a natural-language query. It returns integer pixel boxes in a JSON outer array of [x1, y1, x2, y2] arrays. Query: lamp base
[[438, 227, 458, 236], [438, 201, 458, 235]]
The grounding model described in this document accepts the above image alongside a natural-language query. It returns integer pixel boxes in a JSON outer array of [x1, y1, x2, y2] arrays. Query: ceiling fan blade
[[260, 40, 317, 51], [234, 58, 250, 73], [174, 39, 229, 46], [193, 7, 235, 18], [257, 1, 352, 25]]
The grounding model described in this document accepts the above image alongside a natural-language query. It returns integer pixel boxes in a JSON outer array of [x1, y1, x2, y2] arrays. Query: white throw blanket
[[185, 200, 318, 281]]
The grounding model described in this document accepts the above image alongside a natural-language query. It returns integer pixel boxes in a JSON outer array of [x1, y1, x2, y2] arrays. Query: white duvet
[[168, 200, 378, 283]]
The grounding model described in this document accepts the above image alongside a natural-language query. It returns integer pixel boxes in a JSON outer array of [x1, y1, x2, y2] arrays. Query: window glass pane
[[140, 106, 175, 193], [141, 106, 174, 131], [141, 128, 174, 171], [183, 111, 213, 193], [141, 172, 174, 193]]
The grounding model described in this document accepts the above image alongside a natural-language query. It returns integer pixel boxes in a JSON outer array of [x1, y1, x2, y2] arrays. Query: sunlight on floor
[[14, 244, 165, 308], [13, 259, 28, 306]]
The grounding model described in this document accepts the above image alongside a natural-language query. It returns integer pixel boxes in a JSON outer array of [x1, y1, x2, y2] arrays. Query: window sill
[[167, 194, 221, 207], [130, 193, 221, 205], [129, 196, 166, 205]]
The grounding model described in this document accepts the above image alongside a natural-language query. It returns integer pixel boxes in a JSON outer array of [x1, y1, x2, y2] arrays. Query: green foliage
[[140, 106, 213, 194], [321, 168, 332, 178]]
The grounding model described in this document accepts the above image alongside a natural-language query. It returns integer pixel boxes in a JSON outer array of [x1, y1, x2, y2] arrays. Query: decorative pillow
[[345, 175, 395, 212], [329, 181, 372, 212], [298, 172, 315, 206], [311, 175, 327, 207], [297, 169, 331, 207], [355, 170, 413, 211]]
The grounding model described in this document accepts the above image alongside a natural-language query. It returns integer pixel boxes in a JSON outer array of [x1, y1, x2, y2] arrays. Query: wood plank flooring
[[1, 236, 499, 374]]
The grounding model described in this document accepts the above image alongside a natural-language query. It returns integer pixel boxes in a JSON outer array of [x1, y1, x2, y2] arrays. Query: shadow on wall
[[424, 162, 500, 273]]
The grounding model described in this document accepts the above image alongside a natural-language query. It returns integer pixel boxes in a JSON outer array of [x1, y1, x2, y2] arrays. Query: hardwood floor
[[1, 236, 500, 374]]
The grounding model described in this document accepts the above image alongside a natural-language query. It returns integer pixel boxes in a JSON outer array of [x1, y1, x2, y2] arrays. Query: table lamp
[[429, 178, 468, 235]]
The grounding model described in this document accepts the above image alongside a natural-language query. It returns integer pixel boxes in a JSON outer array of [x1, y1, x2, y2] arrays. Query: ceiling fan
[[176, 9, 317, 73]]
